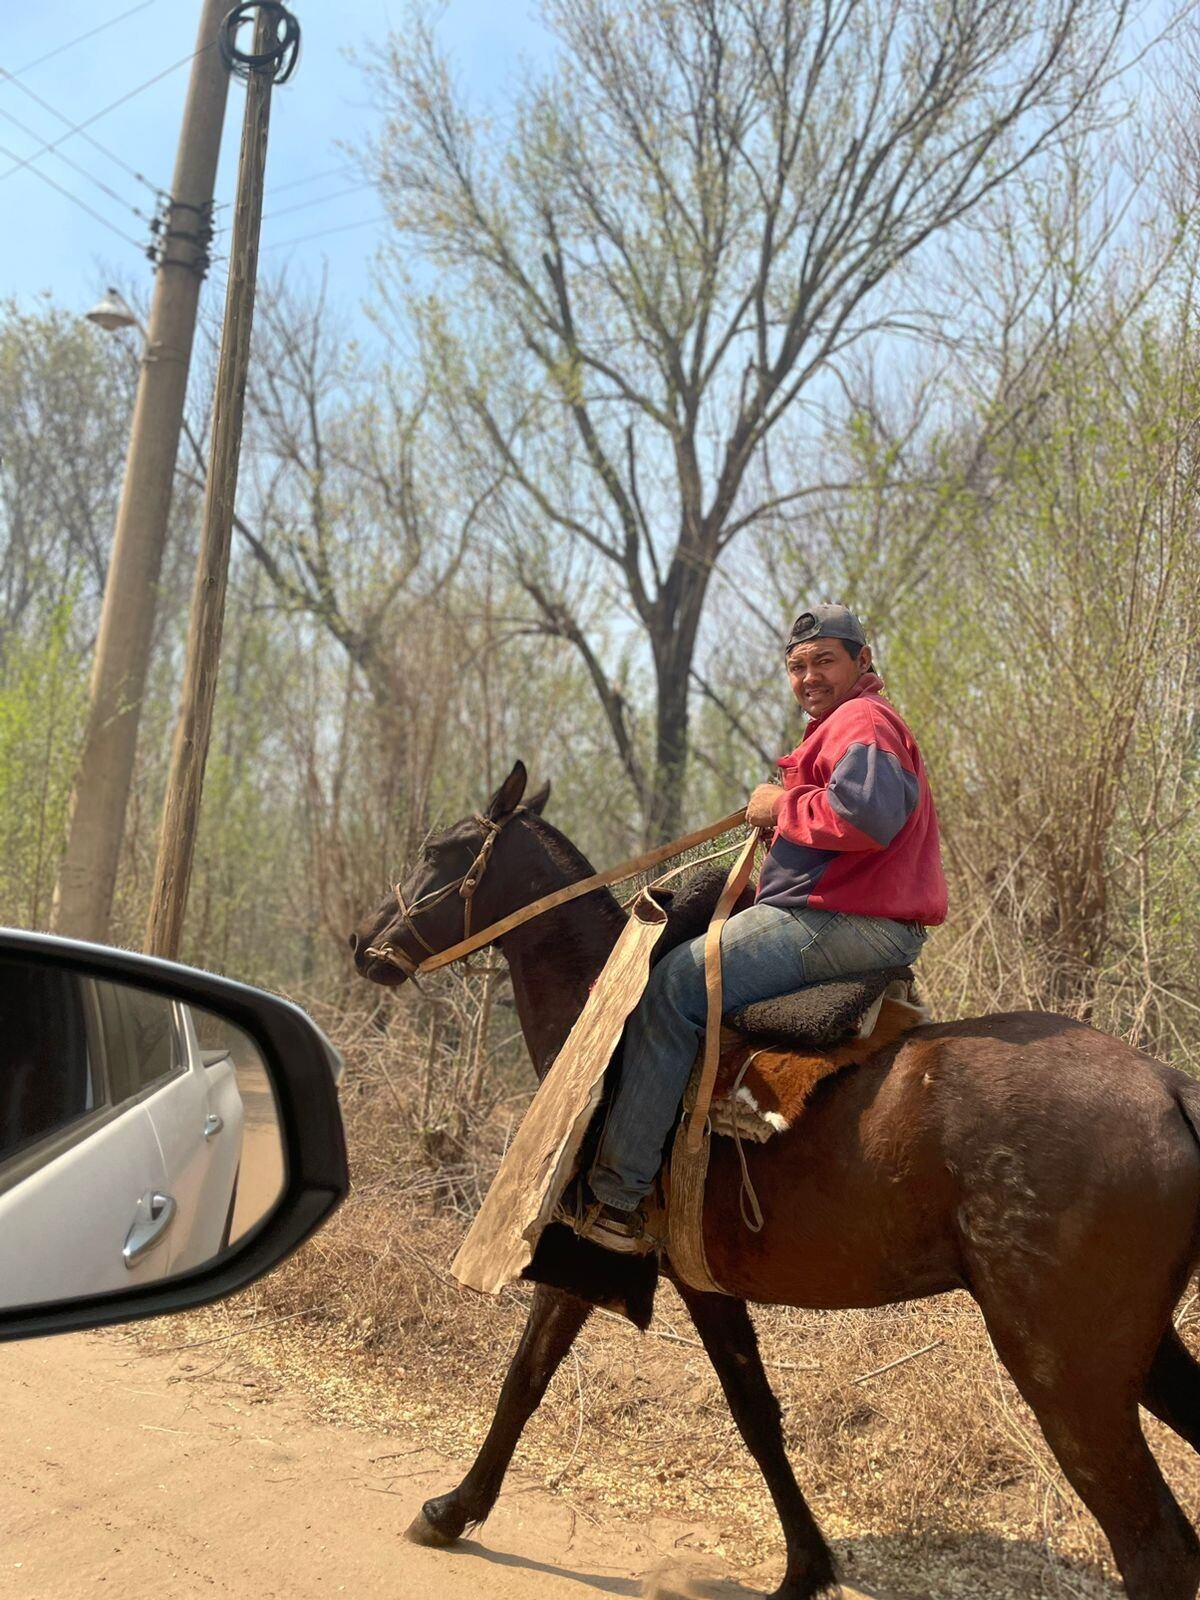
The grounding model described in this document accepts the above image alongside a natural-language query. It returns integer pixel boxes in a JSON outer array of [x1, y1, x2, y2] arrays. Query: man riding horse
[[353, 611, 1200, 1600], [575, 602, 948, 1253]]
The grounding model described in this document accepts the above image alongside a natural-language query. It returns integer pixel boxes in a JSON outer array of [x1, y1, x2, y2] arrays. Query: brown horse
[[351, 763, 1200, 1600]]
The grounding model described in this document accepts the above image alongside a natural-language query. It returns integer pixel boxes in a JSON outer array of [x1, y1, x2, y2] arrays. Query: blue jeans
[[588, 904, 927, 1211]]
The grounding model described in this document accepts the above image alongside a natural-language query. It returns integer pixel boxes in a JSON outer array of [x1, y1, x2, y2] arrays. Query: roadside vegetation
[[6, 2, 1200, 1592]]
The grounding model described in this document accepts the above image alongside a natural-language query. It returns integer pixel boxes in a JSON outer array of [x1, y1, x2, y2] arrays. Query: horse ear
[[486, 760, 527, 821], [525, 780, 551, 816]]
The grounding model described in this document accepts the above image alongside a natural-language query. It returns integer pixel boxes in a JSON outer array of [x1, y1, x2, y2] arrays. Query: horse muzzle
[[365, 957, 410, 987], [347, 930, 413, 987], [362, 938, 420, 986]]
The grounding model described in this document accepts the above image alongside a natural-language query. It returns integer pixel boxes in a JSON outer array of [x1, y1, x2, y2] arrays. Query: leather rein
[[365, 805, 750, 980]]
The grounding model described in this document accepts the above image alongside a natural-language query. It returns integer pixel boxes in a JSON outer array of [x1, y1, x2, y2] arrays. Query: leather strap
[[407, 808, 749, 974], [665, 1116, 726, 1294], [685, 828, 763, 1153]]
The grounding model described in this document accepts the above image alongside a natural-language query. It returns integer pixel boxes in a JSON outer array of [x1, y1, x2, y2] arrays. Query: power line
[[0, 135, 143, 251], [269, 162, 355, 195], [11, 1, 158, 78], [206, 169, 368, 255], [260, 213, 389, 252], [0, 65, 162, 194], [0, 102, 150, 222], [0, 45, 207, 187], [262, 180, 374, 221]]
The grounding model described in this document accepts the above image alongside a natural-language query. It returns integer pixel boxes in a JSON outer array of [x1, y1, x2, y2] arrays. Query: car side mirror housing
[[0, 929, 348, 1343]]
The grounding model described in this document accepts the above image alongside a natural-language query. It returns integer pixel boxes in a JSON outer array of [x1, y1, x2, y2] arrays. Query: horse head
[[349, 760, 550, 987]]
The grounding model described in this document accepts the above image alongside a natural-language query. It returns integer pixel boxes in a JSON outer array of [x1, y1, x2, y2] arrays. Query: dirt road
[[0, 1330, 880, 1599], [226, 1049, 285, 1247]]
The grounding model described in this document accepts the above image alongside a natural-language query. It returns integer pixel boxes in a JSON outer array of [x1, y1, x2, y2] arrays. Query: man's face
[[786, 637, 871, 717]]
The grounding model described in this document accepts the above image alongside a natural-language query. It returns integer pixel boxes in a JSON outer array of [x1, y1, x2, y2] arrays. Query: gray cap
[[785, 603, 867, 656]]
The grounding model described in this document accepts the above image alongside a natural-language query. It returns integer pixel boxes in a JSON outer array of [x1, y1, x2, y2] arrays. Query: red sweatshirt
[[755, 672, 947, 925]]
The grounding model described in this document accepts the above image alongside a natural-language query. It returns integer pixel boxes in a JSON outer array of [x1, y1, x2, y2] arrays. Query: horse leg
[[981, 1308, 1200, 1600], [407, 1283, 591, 1546], [678, 1285, 838, 1600], [1144, 1325, 1200, 1454]]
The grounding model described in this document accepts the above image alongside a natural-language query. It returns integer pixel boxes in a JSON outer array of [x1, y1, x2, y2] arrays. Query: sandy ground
[[0, 1329, 883, 1600]]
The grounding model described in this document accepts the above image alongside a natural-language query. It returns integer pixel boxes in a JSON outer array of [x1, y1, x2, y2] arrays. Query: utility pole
[[145, 2, 300, 961], [52, 0, 232, 943]]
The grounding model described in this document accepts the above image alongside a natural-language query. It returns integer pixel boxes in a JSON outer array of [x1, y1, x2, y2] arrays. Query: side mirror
[[0, 929, 348, 1343]]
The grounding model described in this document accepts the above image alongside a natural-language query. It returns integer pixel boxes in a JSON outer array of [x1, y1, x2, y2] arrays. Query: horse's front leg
[[407, 1283, 592, 1545], [678, 1285, 839, 1600]]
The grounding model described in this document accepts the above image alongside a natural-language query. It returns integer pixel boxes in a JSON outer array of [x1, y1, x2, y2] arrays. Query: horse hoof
[[405, 1510, 457, 1547], [768, 1578, 843, 1600], [405, 1494, 470, 1547]]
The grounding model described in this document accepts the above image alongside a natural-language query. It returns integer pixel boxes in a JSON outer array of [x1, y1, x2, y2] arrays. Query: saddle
[[652, 871, 928, 1145], [662, 964, 929, 1297], [705, 964, 929, 1142]]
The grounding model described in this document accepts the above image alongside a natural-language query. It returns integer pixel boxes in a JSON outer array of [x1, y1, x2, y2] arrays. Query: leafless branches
[[369, 0, 1134, 835]]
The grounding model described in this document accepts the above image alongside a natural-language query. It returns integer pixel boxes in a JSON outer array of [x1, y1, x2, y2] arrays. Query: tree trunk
[[646, 562, 710, 843], [648, 662, 689, 843]]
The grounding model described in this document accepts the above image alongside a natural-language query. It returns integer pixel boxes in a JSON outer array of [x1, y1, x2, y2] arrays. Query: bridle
[[364, 804, 752, 981], [365, 809, 516, 978]]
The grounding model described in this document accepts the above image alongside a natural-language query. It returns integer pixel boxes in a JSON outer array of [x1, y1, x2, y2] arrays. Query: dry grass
[[152, 999, 1200, 1600]]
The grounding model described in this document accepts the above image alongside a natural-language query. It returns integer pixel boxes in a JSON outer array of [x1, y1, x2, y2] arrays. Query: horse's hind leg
[[1144, 1325, 1200, 1454], [982, 1308, 1200, 1600], [407, 1284, 591, 1546], [1035, 1398, 1197, 1600], [679, 1286, 838, 1600]]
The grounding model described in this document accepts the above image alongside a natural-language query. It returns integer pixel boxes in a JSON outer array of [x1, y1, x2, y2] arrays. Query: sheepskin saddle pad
[[709, 969, 929, 1141]]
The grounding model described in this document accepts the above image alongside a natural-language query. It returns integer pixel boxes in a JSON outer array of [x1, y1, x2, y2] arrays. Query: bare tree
[[0, 303, 134, 650], [369, 0, 1131, 838], [764, 198, 1200, 1037], [191, 277, 507, 856]]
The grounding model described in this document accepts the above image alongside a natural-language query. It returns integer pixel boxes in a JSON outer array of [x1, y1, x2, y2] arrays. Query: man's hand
[[746, 782, 784, 831]]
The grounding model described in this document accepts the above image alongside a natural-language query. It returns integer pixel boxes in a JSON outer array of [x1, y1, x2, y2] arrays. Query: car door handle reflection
[[203, 1112, 223, 1140], [123, 1191, 178, 1268]]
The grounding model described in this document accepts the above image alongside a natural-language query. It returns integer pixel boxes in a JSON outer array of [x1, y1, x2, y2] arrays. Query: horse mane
[[521, 812, 753, 955], [520, 810, 624, 923]]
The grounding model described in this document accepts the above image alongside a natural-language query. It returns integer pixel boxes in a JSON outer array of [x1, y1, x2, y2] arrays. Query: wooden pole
[[52, 0, 232, 943], [145, 5, 287, 960]]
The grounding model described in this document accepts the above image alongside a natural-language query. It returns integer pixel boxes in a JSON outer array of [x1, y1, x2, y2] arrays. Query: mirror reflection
[[0, 959, 287, 1309]]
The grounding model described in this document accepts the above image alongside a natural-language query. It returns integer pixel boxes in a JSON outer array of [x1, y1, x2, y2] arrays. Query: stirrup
[[563, 1198, 655, 1256]]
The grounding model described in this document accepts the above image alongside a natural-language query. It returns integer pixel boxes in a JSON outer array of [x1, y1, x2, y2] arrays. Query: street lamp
[[84, 287, 138, 333]]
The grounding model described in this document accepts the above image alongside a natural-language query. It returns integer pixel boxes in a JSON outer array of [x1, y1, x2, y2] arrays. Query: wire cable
[[207, 168, 365, 255], [0, 65, 161, 194], [0, 135, 144, 250], [0, 45, 208, 186], [260, 214, 388, 252], [10, 1, 158, 78], [0, 102, 151, 221], [219, 1, 300, 83], [268, 163, 355, 195], [261, 180, 374, 221]]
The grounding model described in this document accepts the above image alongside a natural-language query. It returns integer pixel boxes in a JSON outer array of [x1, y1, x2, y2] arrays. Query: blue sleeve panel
[[755, 838, 835, 910], [825, 741, 919, 848]]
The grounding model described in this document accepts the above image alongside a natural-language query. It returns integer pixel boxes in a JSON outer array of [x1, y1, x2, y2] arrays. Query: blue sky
[[1, 1, 554, 338], [2, 1, 1178, 355]]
